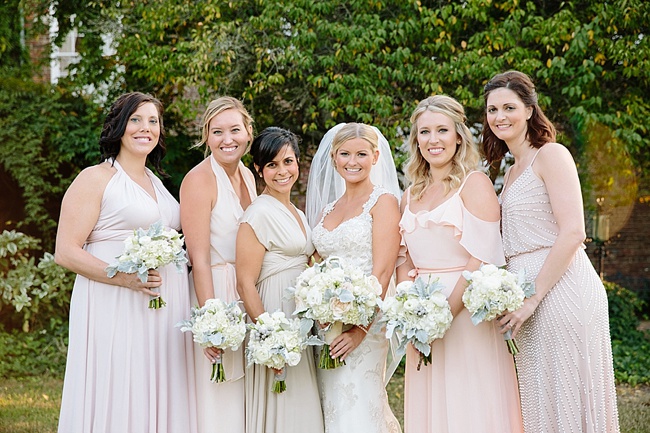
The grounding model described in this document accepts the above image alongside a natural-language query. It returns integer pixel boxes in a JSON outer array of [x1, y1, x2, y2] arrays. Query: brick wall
[[586, 198, 650, 304]]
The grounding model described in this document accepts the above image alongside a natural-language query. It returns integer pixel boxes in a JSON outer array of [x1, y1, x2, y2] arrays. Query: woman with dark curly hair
[[55, 92, 197, 432], [483, 70, 619, 433]]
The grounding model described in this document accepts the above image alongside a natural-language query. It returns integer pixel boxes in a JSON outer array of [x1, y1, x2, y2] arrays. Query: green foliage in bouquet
[[0, 230, 75, 333], [605, 281, 650, 386]]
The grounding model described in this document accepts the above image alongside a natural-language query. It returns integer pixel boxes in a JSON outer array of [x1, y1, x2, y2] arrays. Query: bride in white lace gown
[[307, 123, 402, 433]]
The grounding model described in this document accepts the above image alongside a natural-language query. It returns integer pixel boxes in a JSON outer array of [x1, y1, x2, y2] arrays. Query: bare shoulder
[[462, 171, 496, 193], [375, 190, 399, 210], [68, 163, 115, 193], [536, 143, 574, 165], [461, 171, 500, 221], [534, 143, 577, 178], [181, 157, 213, 188]]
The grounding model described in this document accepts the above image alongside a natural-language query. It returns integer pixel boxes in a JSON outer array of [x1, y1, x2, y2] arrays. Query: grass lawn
[[0, 374, 648, 432]]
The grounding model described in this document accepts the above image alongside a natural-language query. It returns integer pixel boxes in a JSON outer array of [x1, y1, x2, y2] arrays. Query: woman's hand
[[498, 296, 541, 338], [203, 346, 224, 363], [116, 269, 162, 297], [329, 326, 366, 361]]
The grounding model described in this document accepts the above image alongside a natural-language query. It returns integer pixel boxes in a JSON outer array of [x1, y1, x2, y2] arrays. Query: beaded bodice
[[500, 165, 558, 260], [312, 186, 390, 276]]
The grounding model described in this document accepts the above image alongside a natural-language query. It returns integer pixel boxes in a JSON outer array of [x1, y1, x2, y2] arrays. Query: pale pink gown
[[189, 156, 257, 433], [501, 151, 619, 432], [399, 172, 523, 433], [58, 159, 197, 433]]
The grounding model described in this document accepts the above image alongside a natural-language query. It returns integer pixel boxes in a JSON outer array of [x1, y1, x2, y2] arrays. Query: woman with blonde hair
[[180, 96, 257, 432], [396, 95, 523, 433], [307, 122, 402, 433]]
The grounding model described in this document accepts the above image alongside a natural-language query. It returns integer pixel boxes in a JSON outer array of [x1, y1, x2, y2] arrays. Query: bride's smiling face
[[333, 138, 379, 184]]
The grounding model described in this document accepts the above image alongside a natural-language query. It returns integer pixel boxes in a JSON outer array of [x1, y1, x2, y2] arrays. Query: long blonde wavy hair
[[404, 95, 480, 200]]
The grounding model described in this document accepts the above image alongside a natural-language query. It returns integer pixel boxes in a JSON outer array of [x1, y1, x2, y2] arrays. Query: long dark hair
[[99, 92, 167, 176], [481, 70, 556, 165]]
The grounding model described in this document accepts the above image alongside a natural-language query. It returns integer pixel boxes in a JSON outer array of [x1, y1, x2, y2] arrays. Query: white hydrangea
[[105, 220, 188, 282], [177, 298, 247, 350], [245, 311, 322, 370], [378, 277, 453, 358], [286, 256, 382, 327], [462, 264, 536, 325]]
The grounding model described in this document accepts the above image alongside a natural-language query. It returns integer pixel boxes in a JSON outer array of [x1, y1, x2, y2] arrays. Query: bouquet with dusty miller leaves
[[379, 276, 453, 370], [462, 263, 535, 355], [287, 256, 382, 369], [246, 311, 323, 393], [177, 299, 247, 382], [105, 220, 188, 309]]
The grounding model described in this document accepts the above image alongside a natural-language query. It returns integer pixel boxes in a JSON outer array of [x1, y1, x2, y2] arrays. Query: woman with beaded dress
[[236, 127, 324, 433], [180, 96, 257, 432], [396, 95, 523, 433], [482, 70, 619, 433], [306, 123, 402, 433]]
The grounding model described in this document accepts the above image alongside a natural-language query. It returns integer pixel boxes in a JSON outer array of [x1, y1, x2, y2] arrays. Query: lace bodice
[[312, 186, 390, 276]]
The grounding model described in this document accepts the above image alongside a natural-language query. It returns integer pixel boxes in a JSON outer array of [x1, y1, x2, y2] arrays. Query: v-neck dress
[[240, 194, 324, 433], [399, 171, 523, 433], [190, 156, 257, 433], [501, 153, 619, 433], [58, 159, 198, 433]]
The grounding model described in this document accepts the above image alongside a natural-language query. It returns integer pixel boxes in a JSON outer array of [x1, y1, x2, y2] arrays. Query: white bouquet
[[379, 276, 453, 370], [105, 220, 188, 309], [286, 256, 382, 369], [177, 299, 247, 382], [462, 263, 535, 355], [246, 311, 322, 393]]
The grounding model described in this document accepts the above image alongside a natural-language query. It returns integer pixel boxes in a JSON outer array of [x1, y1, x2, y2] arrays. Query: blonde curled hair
[[404, 95, 480, 200]]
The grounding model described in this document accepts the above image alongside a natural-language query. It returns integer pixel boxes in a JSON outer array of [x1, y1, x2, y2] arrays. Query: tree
[[9, 0, 650, 224]]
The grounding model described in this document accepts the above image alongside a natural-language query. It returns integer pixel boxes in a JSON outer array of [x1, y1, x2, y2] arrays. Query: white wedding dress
[[312, 185, 401, 433]]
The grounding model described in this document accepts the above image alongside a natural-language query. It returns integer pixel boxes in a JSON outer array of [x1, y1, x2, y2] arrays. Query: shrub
[[0, 319, 68, 378], [606, 281, 650, 386], [0, 230, 74, 332]]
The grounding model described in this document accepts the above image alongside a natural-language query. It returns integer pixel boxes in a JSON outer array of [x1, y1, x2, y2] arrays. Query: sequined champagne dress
[[500, 153, 619, 433]]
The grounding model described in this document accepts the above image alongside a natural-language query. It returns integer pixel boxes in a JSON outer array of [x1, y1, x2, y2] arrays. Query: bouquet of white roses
[[286, 256, 382, 369], [177, 299, 247, 382], [246, 311, 322, 393], [379, 276, 453, 370], [105, 220, 188, 309], [462, 263, 535, 355]]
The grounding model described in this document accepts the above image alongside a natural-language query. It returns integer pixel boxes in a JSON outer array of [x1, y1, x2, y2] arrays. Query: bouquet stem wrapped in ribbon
[[177, 299, 247, 382], [379, 276, 453, 370], [246, 311, 323, 393], [462, 264, 535, 356], [105, 220, 188, 309], [286, 256, 382, 370]]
